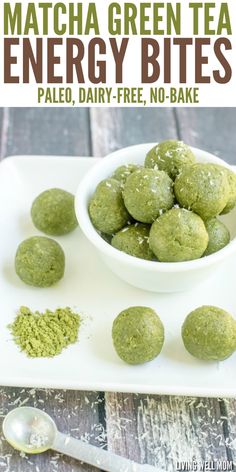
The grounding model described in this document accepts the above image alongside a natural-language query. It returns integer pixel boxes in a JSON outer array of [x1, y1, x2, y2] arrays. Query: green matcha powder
[[9, 306, 81, 357]]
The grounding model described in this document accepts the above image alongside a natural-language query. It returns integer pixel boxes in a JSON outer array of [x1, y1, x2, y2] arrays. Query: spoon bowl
[[3, 407, 57, 454], [2, 406, 157, 471]]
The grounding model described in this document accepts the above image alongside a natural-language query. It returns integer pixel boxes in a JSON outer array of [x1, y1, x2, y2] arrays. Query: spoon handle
[[53, 431, 158, 472]]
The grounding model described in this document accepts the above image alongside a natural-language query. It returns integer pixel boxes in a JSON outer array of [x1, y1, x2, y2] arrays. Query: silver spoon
[[3, 407, 158, 472]]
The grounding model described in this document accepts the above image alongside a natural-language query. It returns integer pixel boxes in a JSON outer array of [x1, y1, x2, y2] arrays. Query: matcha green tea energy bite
[[149, 208, 208, 262], [182, 305, 236, 361], [123, 168, 174, 223], [15, 236, 65, 287], [111, 223, 154, 260], [145, 140, 195, 179], [220, 167, 236, 214], [204, 218, 230, 256], [31, 188, 78, 236], [174, 163, 229, 220], [112, 164, 140, 186], [112, 306, 164, 364], [89, 178, 130, 234]]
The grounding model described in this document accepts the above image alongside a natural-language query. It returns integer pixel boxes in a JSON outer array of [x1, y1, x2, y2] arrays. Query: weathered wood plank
[[0, 388, 105, 472], [90, 107, 177, 156], [176, 108, 236, 165], [106, 394, 229, 470], [217, 398, 236, 466], [1, 108, 91, 159], [0, 108, 5, 160]]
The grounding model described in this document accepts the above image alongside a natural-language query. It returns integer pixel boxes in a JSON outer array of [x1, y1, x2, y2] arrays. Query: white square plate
[[0, 156, 236, 398]]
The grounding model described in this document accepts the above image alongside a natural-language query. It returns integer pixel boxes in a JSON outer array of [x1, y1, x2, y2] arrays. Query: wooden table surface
[[0, 108, 235, 472]]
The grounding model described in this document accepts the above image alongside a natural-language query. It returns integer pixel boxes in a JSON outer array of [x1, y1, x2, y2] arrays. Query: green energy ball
[[149, 208, 208, 262], [182, 306, 236, 361], [100, 232, 113, 244], [112, 306, 164, 364], [15, 236, 65, 287], [112, 164, 141, 186], [89, 178, 130, 235], [145, 140, 195, 179], [204, 218, 230, 256], [31, 188, 78, 236], [111, 223, 154, 260], [123, 168, 174, 224], [220, 167, 236, 214], [174, 163, 229, 220]]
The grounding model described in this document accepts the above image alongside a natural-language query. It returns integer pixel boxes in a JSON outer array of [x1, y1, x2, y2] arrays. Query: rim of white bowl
[[75, 143, 236, 273]]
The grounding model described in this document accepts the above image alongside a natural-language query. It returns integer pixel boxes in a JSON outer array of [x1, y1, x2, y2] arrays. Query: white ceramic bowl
[[75, 144, 236, 292]]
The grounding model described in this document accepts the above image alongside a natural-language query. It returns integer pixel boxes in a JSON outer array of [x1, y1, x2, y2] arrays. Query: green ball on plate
[[112, 306, 164, 365], [15, 236, 65, 287], [182, 305, 236, 361], [31, 188, 78, 236]]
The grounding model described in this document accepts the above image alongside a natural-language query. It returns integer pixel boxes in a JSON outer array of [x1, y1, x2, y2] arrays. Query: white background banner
[[0, 0, 235, 107]]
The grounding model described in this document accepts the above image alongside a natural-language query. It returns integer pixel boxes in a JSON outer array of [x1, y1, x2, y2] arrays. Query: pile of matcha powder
[[9, 306, 81, 357]]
